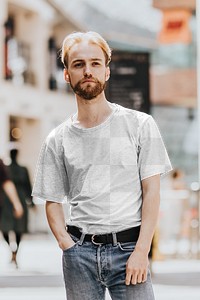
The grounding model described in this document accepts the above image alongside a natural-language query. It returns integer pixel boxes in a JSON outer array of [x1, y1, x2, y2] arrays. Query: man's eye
[[74, 63, 84, 68], [92, 62, 100, 66]]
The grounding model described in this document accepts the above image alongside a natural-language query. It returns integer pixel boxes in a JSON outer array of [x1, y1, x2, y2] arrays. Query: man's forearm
[[45, 201, 74, 250], [135, 191, 160, 254], [125, 175, 160, 285], [135, 174, 160, 254]]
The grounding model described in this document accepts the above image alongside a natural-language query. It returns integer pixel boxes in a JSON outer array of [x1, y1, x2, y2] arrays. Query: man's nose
[[83, 64, 92, 77]]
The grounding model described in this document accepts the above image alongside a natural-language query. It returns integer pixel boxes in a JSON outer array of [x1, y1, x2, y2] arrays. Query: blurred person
[[171, 169, 195, 256], [1, 149, 34, 266], [171, 169, 186, 190], [171, 169, 189, 237], [0, 158, 23, 220], [160, 168, 190, 257], [32, 31, 172, 300]]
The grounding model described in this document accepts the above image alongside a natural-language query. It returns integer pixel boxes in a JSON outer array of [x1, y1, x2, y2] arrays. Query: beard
[[69, 77, 106, 100]]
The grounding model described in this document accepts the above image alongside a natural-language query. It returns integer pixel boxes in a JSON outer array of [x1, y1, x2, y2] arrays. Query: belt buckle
[[91, 234, 103, 246]]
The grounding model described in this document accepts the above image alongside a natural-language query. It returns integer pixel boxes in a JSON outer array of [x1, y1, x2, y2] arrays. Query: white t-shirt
[[32, 104, 172, 234]]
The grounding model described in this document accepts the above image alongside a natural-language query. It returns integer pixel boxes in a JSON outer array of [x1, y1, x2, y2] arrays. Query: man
[[32, 31, 172, 299], [0, 158, 23, 220]]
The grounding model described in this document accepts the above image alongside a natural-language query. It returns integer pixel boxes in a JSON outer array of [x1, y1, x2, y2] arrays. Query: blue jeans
[[62, 233, 155, 300]]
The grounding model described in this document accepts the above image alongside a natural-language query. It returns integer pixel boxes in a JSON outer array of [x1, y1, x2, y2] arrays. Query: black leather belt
[[67, 225, 140, 245]]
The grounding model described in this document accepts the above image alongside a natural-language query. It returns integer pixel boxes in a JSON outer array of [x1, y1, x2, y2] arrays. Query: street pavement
[[0, 233, 200, 300]]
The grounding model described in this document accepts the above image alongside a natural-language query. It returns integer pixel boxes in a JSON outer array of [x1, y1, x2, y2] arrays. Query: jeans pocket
[[63, 241, 79, 253], [63, 234, 79, 252], [118, 241, 136, 252]]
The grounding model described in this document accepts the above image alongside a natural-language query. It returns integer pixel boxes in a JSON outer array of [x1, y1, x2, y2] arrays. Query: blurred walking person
[[1, 149, 33, 267], [0, 157, 23, 220]]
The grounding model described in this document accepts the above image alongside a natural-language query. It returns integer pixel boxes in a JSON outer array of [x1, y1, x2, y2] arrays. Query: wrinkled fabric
[[32, 103, 172, 234]]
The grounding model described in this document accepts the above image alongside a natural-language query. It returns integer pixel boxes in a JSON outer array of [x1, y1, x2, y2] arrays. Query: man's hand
[[125, 248, 149, 285], [45, 201, 77, 251], [59, 236, 76, 251]]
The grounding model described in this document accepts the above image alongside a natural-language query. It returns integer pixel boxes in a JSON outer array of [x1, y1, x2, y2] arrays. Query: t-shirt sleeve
[[138, 116, 173, 180], [32, 136, 69, 203]]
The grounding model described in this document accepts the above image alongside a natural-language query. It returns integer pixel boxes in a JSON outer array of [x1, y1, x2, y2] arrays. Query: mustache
[[80, 77, 98, 84]]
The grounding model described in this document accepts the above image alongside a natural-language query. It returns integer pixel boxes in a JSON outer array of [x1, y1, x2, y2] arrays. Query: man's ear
[[105, 66, 110, 81], [64, 68, 70, 83]]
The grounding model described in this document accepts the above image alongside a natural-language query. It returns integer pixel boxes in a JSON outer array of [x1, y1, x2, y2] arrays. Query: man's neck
[[74, 94, 113, 128]]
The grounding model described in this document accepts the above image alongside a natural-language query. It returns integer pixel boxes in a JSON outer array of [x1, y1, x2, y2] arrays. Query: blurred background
[[0, 0, 200, 299]]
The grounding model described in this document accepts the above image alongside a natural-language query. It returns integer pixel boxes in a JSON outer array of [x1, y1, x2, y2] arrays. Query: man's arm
[[125, 174, 160, 285], [3, 180, 24, 218], [45, 201, 75, 250]]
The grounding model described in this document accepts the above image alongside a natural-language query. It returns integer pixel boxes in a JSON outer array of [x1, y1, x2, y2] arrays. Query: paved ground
[[0, 233, 200, 300]]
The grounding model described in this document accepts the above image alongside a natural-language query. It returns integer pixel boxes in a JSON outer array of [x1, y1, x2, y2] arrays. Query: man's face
[[64, 41, 110, 100]]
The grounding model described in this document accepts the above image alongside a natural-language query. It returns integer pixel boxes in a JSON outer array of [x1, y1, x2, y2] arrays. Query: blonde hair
[[61, 31, 112, 68]]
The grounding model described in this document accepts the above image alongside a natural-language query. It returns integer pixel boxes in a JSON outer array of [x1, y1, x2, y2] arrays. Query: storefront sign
[[158, 9, 192, 44]]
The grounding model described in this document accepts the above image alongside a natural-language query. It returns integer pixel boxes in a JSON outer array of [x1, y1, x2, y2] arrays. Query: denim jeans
[[62, 233, 155, 300]]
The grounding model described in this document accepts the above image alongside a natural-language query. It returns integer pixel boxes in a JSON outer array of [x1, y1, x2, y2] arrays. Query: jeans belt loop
[[112, 232, 117, 246], [78, 232, 86, 245]]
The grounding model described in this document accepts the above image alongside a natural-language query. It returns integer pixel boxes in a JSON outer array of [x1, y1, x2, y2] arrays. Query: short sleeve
[[138, 116, 172, 180], [32, 137, 69, 203]]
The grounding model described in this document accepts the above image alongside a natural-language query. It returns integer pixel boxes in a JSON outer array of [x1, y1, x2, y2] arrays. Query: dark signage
[[106, 51, 150, 113]]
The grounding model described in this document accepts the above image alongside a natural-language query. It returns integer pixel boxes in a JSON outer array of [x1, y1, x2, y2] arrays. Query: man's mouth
[[82, 79, 96, 83]]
